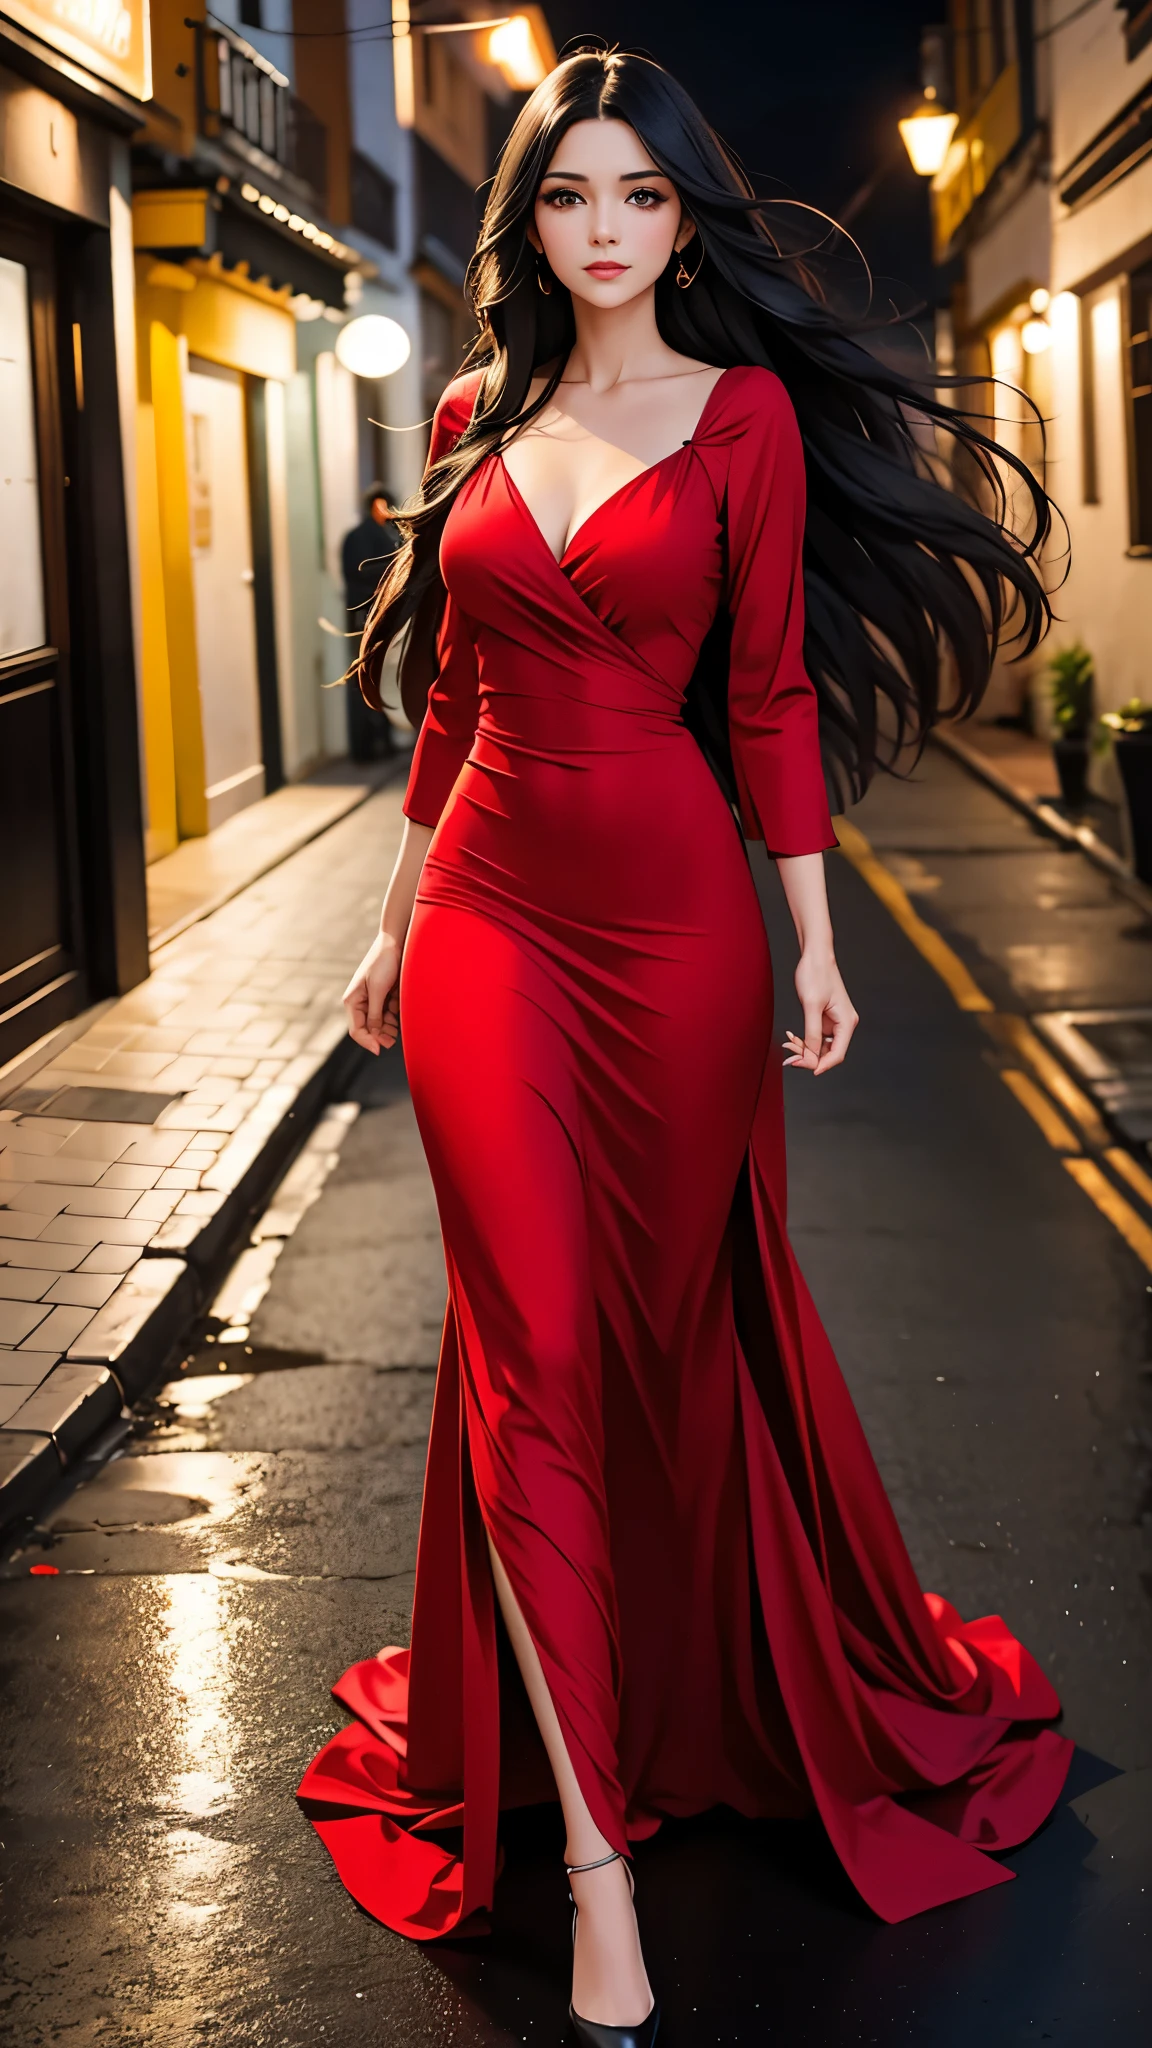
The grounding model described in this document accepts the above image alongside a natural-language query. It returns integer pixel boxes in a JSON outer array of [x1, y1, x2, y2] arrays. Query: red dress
[[299, 365, 1070, 1936]]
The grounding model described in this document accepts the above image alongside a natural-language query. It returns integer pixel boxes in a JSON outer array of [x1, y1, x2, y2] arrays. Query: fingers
[[782, 1006, 858, 1075], [378, 988, 400, 1050], [802, 997, 826, 1065], [343, 970, 400, 1056], [782, 1028, 818, 1070], [813, 1006, 857, 1075]]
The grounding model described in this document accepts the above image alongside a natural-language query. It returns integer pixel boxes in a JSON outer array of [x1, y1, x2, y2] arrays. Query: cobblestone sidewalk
[[0, 782, 405, 1533]]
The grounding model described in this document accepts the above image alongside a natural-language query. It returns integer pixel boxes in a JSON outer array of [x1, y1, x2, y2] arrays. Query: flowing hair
[[358, 44, 1055, 809]]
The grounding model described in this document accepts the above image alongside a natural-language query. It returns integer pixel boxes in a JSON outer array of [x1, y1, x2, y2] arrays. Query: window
[[350, 151, 397, 253], [239, 0, 264, 27], [952, 2, 1018, 118], [1125, 265, 1152, 551], [0, 256, 46, 659], [1079, 295, 1099, 507]]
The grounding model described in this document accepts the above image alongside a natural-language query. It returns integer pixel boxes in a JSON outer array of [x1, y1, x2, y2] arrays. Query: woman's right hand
[[342, 932, 403, 1055]]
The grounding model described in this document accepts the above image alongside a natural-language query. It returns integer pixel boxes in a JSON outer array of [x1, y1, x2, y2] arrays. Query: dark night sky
[[539, 3, 944, 313]]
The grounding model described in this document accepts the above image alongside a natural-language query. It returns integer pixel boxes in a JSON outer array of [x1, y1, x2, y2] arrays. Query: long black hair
[[358, 44, 1055, 809]]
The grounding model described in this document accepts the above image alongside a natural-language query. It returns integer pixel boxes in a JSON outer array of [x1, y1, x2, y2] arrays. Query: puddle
[[45, 1451, 252, 1537], [51, 1489, 210, 1532], [162, 1375, 254, 1423], [177, 1341, 326, 1377]]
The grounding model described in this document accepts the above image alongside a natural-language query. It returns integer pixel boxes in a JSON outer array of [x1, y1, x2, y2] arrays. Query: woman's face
[[528, 118, 695, 308]]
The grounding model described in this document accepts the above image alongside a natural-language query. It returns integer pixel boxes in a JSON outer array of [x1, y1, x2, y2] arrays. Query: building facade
[[927, 2, 1152, 769], [0, 0, 150, 1070], [0, 1, 553, 1071]]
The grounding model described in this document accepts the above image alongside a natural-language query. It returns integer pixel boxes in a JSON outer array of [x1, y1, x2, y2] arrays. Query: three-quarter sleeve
[[402, 371, 485, 830], [724, 370, 837, 858], [402, 592, 480, 827]]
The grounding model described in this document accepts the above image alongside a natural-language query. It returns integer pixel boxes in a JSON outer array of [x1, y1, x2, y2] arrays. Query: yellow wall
[[134, 398, 178, 862], [131, 235, 297, 850], [149, 316, 209, 840], [140, 2, 202, 158]]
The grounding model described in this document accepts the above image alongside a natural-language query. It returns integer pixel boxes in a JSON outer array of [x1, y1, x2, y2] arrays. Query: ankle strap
[[564, 1850, 623, 1876]]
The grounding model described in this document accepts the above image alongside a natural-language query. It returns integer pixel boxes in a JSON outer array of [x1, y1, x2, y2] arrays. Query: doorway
[[185, 357, 265, 829], [0, 223, 86, 1068]]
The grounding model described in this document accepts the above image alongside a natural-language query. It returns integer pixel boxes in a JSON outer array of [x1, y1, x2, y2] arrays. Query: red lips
[[584, 262, 627, 278]]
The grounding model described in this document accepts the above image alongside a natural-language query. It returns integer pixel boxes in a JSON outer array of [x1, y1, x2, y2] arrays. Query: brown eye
[[627, 188, 666, 209]]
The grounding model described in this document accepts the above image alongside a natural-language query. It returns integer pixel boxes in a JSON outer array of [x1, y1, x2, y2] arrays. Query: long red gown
[[299, 364, 1071, 1936]]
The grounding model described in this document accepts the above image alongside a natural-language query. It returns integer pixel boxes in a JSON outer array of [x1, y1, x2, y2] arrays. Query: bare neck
[[562, 288, 690, 395]]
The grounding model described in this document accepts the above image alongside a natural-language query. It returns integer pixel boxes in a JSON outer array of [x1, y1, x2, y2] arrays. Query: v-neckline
[[497, 366, 733, 569]]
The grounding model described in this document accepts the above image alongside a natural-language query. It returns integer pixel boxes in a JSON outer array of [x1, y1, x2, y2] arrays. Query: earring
[[536, 253, 552, 296], [676, 240, 703, 289]]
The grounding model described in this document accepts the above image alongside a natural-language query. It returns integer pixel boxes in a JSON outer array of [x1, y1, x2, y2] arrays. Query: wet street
[[2, 752, 1150, 2047]]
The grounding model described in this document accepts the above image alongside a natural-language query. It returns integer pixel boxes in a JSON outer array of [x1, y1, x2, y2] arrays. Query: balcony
[[194, 14, 328, 212], [931, 61, 1022, 260]]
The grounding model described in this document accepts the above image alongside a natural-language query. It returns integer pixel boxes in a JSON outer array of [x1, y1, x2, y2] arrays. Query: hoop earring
[[536, 254, 552, 296], [675, 241, 703, 289]]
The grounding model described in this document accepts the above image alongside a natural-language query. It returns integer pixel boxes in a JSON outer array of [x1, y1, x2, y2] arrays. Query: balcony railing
[[194, 15, 328, 212], [930, 61, 1022, 261]]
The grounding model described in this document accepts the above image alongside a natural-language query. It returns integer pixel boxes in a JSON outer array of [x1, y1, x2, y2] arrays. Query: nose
[[589, 200, 620, 247]]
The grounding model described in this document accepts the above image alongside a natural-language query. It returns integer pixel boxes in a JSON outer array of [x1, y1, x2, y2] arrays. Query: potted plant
[[1046, 643, 1095, 809], [1100, 699, 1152, 884]]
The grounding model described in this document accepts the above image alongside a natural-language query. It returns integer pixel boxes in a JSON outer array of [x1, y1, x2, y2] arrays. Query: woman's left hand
[[783, 951, 858, 1076]]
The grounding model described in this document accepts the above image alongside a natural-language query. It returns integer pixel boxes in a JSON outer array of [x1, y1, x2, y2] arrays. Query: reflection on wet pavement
[[856, 751, 1152, 1016], [161, 1572, 237, 1818]]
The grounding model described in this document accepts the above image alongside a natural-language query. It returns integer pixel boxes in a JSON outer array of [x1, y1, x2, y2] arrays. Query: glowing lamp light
[[1021, 317, 1053, 355], [334, 315, 412, 379], [1030, 287, 1051, 314], [898, 99, 960, 178], [488, 15, 548, 90]]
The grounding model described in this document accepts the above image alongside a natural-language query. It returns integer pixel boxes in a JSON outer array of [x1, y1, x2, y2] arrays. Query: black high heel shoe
[[565, 1850, 660, 2047]]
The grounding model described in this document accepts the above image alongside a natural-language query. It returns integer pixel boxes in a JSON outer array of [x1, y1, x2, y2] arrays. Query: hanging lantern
[[899, 93, 960, 178]]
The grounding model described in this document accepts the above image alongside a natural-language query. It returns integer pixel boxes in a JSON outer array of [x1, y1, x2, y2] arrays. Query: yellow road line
[[835, 814, 1152, 1273], [834, 818, 994, 1013], [999, 1069, 1080, 1152], [989, 1013, 1112, 1148], [1063, 1157, 1152, 1273], [1104, 1145, 1152, 1211]]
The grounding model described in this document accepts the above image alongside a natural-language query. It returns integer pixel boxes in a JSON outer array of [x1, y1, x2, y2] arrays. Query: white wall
[[1054, 153, 1152, 296], [1043, 3, 1152, 745], [1046, 0, 1152, 177], [348, 0, 410, 249], [967, 176, 1050, 321], [346, 0, 426, 504], [313, 346, 361, 756], [1047, 286, 1151, 728], [264, 377, 302, 776], [958, 10, 1152, 749]]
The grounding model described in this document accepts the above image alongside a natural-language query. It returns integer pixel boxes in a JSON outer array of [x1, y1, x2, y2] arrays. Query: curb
[[932, 728, 1152, 919], [0, 1030, 361, 1545], [0, 765, 409, 1546]]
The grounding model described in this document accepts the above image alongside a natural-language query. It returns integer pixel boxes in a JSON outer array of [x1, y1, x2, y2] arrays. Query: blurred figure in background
[[342, 484, 402, 761]]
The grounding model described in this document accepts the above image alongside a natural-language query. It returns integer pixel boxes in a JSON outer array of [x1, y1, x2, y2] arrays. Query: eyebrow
[[539, 168, 668, 182]]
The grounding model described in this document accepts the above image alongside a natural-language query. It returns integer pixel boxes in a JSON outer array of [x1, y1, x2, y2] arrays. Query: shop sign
[[2, 0, 152, 103]]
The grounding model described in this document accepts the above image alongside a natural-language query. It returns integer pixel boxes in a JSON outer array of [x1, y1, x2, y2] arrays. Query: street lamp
[[898, 90, 959, 178], [1021, 287, 1053, 354], [335, 315, 412, 379], [487, 14, 549, 90]]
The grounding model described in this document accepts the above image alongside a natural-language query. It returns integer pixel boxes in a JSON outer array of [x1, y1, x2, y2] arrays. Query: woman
[[299, 46, 1071, 2044]]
